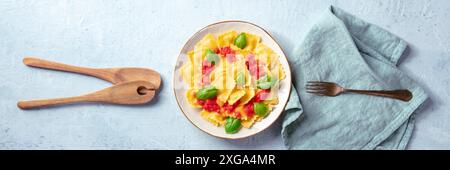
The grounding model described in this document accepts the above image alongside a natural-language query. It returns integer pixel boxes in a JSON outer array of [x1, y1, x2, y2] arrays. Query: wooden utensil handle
[[345, 89, 412, 102], [17, 96, 90, 109], [23, 57, 113, 82]]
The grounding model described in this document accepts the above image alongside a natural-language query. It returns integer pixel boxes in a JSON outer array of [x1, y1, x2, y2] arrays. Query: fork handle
[[345, 89, 412, 102]]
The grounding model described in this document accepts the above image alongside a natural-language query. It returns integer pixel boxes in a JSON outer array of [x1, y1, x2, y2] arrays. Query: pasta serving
[[180, 30, 285, 134]]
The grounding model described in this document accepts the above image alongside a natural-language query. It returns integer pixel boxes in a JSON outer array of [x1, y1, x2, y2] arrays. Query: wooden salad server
[[23, 57, 161, 89], [17, 80, 156, 110]]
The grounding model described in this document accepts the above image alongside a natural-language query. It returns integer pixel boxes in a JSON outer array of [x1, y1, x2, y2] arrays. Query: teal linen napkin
[[281, 6, 428, 150]]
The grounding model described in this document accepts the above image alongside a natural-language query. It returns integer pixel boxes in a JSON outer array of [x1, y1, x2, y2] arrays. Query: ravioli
[[180, 30, 285, 134]]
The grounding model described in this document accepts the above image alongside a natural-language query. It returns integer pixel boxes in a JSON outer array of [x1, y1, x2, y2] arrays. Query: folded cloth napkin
[[281, 6, 428, 150]]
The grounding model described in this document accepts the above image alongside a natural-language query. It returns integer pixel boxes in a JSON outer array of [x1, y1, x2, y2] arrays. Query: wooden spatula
[[23, 57, 161, 89], [17, 80, 155, 110]]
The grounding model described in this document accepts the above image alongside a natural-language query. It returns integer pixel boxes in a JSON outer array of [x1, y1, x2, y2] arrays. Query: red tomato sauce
[[246, 54, 266, 78], [197, 97, 220, 113], [218, 46, 236, 62]]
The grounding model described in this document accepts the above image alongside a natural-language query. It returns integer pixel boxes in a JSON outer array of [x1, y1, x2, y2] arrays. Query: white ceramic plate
[[173, 21, 292, 139]]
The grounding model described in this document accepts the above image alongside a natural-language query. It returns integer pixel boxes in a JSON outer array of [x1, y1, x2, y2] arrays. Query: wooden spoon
[[23, 57, 161, 89], [17, 80, 155, 110]]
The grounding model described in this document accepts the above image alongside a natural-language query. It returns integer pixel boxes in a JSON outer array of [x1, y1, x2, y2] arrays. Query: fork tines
[[306, 81, 335, 96]]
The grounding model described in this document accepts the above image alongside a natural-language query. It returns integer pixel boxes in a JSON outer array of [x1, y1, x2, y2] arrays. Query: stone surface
[[0, 0, 449, 149]]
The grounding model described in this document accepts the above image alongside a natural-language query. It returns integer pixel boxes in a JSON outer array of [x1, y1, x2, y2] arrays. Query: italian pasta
[[180, 30, 285, 134]]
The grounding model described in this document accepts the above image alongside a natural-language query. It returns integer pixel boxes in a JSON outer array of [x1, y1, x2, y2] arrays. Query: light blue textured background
[[1, 0, 449, 149]]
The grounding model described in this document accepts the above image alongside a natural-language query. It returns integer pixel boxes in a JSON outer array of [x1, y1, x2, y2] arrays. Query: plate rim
[[172, 20, 292, 139]]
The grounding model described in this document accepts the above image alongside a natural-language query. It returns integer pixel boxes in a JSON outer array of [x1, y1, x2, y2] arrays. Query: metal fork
[[306, 81, 412, 102]]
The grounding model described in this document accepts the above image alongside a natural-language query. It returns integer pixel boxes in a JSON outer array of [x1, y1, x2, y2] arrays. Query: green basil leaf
[[236, 72, 245, 86], [234, 33, 247, 49], [256, 75, 275, 89], [206, 49, 215, 55], [225, 117, 241, 134], [196, 86, 218, 100], [205, 49, 220, 65], [257, 82, 272, 89], [253, 102, 268, 117], [257, 75, 270, 82]]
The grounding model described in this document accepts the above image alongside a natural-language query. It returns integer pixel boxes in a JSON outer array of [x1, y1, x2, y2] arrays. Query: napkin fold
[[281, 6, 428, 150]]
